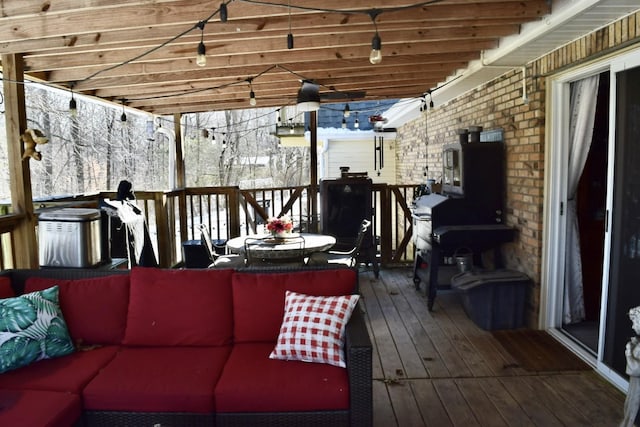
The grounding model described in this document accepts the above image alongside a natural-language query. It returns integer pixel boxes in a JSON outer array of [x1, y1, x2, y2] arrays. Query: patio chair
[[307, 219, 371, 267], [198, 224, 246, 268], [244, 235, 306, 267]]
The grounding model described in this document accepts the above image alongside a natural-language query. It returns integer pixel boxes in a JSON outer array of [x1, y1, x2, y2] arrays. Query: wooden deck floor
[[359, 268, 626, 427]]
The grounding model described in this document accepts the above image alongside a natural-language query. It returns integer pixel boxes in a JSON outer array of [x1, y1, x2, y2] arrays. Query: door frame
[[542, 46, 640, 391]]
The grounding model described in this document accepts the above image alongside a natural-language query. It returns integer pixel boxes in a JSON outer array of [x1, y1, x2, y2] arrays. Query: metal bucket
[[454, 247, 473, 273]]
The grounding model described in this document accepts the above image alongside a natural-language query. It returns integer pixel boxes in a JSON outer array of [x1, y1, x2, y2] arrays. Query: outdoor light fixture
[[120, 99, 127, 122], [248, 79, 256, 106], [296, 80, 320, 112], [370, 33, 382, 65], [368, 10, 382, 65], [196, 21, 207, 67], [354, 112, 360, 128], [343, 103, 350, 118], [219, 2, 228, 22], [342, 118, 347, 128], [287, 0, 294, 49], [69, 89, 77, 118]]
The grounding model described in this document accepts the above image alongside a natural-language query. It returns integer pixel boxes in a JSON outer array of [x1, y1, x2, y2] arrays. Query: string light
[[370, 33, 382, 65], [120, 99, 127, 122], [341, 117, 347, 128], [196, 21, 207, 67], [287, 0, 294, 49], [72, 0, 446, 106], [354, 112, 359, 128], [248, 79, 257, 106], [68, 86, 77, 117], [368, 10, 382, 65], [220, 2, 228, 22], [343, 104, 350, 118]]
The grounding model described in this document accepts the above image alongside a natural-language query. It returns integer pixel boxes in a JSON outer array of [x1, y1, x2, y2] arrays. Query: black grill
[[412, 130, 516, 310]]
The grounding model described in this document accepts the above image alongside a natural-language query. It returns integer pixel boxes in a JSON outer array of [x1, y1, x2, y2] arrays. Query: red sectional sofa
[[0, 266, 372, 427]]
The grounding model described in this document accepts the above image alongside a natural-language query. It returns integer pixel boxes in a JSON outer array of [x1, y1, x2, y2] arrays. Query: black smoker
[[412, 127, 515, 310]]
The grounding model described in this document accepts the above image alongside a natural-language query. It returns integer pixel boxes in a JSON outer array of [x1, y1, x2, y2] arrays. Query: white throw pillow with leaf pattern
[[0, 285, 75, 373]]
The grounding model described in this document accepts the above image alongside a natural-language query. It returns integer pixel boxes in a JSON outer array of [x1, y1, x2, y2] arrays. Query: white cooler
[[39, 208, 102, 268]]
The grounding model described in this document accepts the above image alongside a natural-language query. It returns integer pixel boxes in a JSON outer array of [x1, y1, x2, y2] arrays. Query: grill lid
[[412, 193, 448, 215]]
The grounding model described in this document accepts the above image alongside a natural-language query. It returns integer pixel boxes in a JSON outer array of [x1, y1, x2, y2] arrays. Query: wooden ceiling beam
[[0, 0, 548, 44]]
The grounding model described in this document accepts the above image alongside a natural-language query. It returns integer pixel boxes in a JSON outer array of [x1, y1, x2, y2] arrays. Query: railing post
[[154, 192, 172, 267], [379, 184, 393, 265], [228, 187, 241, 238]]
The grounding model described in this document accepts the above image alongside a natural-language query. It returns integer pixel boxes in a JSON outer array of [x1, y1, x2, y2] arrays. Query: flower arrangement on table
[[265, 215, 294, 238]]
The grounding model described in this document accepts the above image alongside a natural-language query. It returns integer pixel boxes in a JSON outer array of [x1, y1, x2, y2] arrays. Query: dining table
[[225, 232, 336, 261]]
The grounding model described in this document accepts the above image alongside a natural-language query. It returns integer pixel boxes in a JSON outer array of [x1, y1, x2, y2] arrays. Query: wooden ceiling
[[0, 0, 550, 115]]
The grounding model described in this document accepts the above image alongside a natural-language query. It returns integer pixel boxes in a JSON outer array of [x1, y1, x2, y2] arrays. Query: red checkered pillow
[[269, 291, 360, 368]]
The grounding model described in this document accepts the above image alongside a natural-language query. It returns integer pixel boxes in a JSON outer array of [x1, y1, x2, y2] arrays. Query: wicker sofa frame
[[1, 267, 373, 427]]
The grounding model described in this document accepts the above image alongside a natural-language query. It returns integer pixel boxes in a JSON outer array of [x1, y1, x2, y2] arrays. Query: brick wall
[[395, 11, 640, 326]]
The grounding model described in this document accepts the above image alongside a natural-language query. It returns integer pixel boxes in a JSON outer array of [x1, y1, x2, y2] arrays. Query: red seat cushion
[[215, 343, 349, 413], [83, 346, 231, 413], [0, 389, 81, 427], [25, 275, 130, 345], [0, 346, 119, 393], [232, 269, 357, 342], [123, 267, 234, 346], [0, 277, 14, 298]]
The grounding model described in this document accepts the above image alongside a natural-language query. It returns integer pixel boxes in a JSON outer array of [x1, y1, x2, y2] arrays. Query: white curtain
[[563, 75, 600, 324]]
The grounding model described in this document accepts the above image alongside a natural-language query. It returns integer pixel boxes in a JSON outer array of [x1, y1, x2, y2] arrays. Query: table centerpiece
[[265, 215, 294, 239]]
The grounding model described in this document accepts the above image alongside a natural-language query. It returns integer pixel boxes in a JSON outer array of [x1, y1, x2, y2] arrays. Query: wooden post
[[173, 113, 189, 248], [173, 113, 186, 189], [309, 111, 318, 233], [2, 53, 38, 268]]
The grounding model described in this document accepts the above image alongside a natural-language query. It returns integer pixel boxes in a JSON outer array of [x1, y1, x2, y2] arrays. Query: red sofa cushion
[[0, 389, 81, 427], [215, 342, 349, 413], [123, 267, 234, 346], [83, 346, 231, 413], [232, 269, 357, 342], [0, 277, 14, 298], [25, 275, 130, 345], [0, 346, 119, 393]]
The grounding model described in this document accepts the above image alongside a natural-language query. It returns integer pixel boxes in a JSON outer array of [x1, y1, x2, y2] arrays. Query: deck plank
[[478, 377, 536, 426], [456, 377, 510, 426], [393, 271, 471, 377], [409, 379, 454, 427], [363, 268, 625, 427], [433, 378, 481, 425], [385, 270, 451, 378], [361, 274, 404, 380]]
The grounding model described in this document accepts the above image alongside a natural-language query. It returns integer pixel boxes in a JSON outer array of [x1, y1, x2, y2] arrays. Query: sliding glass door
[[602, 57, 640, 378]]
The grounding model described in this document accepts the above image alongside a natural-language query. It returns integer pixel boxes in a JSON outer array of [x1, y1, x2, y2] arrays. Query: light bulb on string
[[368, 10, 382, 65], [341, 118, 347, 129], [343, 104, 350, 118], [248, 79, 256, 106], [286, 0, 294, 49], [219, 2, 228, 22], [354, 112, 359, 129], [69, 87, 77, 118], [196, 21, 207, 67], [120, 99, 127, 122], [369, 33, 382, 65]]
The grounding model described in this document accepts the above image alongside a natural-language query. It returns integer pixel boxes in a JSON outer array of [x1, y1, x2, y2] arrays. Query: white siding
[[321, 137, 396, 184]]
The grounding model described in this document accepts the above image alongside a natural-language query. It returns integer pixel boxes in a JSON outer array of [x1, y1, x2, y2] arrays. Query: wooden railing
[[1, 184, 418, 270]]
